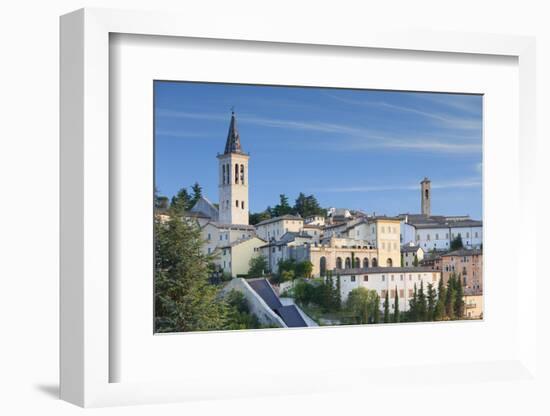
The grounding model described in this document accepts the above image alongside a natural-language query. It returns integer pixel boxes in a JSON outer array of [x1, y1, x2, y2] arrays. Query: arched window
[[240, 164, 245, 184], [226, 164, 230, 183], [387, 258, 393, 267], [235, 164, 239, 184], [372, 258, 378, 267], [241, 201, 244, 209], [336, 257, 342, 269], [320, 257, 327, 276], [226, 200, 229, 209], [345, 257, 351, 269], [235, 200, 239, 208], [363, 258, 369, 268], [425, 189, 429, 199], [222, 164, 226, 184], [353, 257, 360, 268]]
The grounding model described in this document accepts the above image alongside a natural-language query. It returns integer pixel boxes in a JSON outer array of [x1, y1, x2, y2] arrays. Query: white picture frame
[[60, 8, 538, 408]]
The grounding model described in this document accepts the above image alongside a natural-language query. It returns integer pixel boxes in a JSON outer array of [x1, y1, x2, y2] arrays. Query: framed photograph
[[60, 8, 538, 407]]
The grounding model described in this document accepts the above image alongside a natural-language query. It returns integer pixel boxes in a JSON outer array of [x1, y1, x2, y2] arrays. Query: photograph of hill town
[[154, 81, 483, 333]]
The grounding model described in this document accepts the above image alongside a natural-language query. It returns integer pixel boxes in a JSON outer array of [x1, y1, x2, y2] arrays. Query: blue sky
[[154, 81, 482, 219]]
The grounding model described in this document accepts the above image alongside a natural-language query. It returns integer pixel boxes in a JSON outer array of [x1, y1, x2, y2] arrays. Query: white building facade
[[335, 267, 442, 312]]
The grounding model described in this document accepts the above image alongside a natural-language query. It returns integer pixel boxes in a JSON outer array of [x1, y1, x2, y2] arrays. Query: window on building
[[336, 257, 342, 269], [241, 201, 245, 209], [399, 289, 404, 298], [475, 232, 479, 238], [466, 232, 470, 238], [427, 234, 430, 241], [372, 258, 378, 267], [222, 164, 226, 184], [219, 235, 223, 241], [435, 233, 439, 240], [240, 164, 245, 184], [236, 200, 239, 207], [320, 257, 327, 276], [400, 275, 404, 281], [363, 258, 369, 268], [382, 275, 385, 282], [207, 233, 211, 240], [363, 275, 368, 282], [391, 275, 394, 281], [235, 164, 239, 184], [345, 257, 351, 269], [351, 276, 356, 282], [272, 247, 275, 253]]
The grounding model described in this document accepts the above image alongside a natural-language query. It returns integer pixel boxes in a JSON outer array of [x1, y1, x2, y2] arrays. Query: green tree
[[154, 215, 226, 332], [294, 280, 316, 305], [450, 234, 464, 250], [417, 281, 427, 321], [455, 276, 465, 319], [427, 283, 436, 321], [225, 290, 262, 330], [295, 261, 313, 278], [170, 187, 191, 215], [373, 295, 381, 324], [445, 274, 457, 319], [434, 276, 447, 320], [413, 254, 419, 267], [272, 194, 293, 217], [393, 286, 400, 323], [409, 284, 418, 321], [383, 291, 390, 323], [189, 182, 203, 208], [249, 210, 271, 225], [293, 192, 326, 218], [248, 255, 268, 277], [346, 287, 379, 325], [401, 254, 404, 267]]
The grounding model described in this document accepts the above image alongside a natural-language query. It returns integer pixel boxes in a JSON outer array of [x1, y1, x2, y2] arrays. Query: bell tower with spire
[[217, 111, 250, 225]]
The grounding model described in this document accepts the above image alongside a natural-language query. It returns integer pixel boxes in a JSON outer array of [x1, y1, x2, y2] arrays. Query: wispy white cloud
[[157, 108, 481, 154], [323, 93, 481, 131], [312, 178, 482, 193]]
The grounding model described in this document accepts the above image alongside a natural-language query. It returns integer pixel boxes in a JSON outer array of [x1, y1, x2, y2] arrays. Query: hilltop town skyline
[[154, 82, 483, 219]]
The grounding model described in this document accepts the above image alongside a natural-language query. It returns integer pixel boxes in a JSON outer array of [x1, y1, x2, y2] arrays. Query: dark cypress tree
[[393, 286, 400, 323], [417, 281, 427, 321], [455, 276, 465, 319], [435, 276, 447, 320], [427, 283, 436, 321], [373, 295, 381, 324], [383, 291, 390, 323], [445, 274, 457, 319], [409, 283, 418, 322]]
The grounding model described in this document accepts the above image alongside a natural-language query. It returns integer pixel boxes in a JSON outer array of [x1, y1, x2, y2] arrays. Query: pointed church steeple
[[224, 111, 244, 154]]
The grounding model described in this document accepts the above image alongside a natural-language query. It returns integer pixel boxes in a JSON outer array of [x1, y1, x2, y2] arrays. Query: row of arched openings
[[320, 256, 381, 275]]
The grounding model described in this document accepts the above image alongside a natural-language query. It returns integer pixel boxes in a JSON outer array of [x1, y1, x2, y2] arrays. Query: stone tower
[[218, 112, 249, 225], [421, 177, 431, 217]]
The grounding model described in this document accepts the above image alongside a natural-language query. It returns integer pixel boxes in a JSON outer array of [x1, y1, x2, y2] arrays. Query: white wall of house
[[336, 269, 441, 312], [449, 226, 483, 248], [256, 218, 303, 241], [415, 227, 451, 251]]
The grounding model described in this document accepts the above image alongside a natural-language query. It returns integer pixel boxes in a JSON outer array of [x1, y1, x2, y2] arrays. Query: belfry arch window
[[236, 200, 239, 208], [345, 257, 351, 269], [222, 164, 226, 184], [241, 201, 244, 209], [235, 164, 239, 184], [226, 164, 230, 184], [425, 189, 429, 199], [240, 164, 245, 184]]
